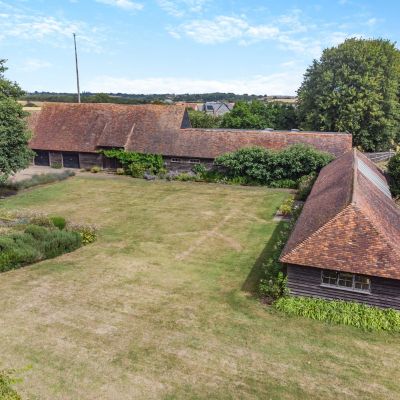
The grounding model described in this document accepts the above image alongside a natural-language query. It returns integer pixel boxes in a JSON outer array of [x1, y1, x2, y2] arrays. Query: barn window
[[171, 158, 182, 163], [188, 159, 200, 164], [321, 270, 371, 293]]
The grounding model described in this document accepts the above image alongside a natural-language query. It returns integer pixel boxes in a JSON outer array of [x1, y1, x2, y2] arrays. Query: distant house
[[198, 102, 234, 116], [27, 103, 352, 170], [280, 149, 400, 310]]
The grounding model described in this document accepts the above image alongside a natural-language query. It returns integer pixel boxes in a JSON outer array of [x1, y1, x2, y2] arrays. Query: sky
[[1, 0, 399, 95]]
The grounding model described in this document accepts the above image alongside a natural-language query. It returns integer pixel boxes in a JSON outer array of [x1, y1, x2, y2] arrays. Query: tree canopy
[[297, 38, 400, 151], [0, 60, 33, 183], [220, 100, 298, 130]]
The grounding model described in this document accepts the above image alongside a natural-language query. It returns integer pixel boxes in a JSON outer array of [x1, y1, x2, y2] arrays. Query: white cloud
[[19, 59, 52, 71], [85, 72, 303, 95], [0, 12, 103, 52], [95, 0, 143, 10], [170, 16, 280, 45], [158, 0, 208, 17]]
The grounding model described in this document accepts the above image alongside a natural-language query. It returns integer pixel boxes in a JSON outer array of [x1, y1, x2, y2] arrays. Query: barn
[[27, 102, 352, 170], [280, 149, 400, 310]]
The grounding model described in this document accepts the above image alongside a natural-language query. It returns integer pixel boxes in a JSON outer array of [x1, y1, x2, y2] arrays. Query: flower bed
[[0, 211, 96, 273]]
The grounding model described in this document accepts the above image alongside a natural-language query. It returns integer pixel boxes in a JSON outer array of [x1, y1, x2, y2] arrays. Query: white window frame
[[320, 270, 371, 294], [188, 159, 200, 164]]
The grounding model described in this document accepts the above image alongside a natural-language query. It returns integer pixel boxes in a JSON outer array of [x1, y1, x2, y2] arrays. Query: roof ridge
[[280, 204, 353, 262], [351, 148, 358, 205]]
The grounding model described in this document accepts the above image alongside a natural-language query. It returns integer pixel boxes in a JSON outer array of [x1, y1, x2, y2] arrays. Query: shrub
[[0, 223, 84, 273], [128, 163, 146, 178], [91, 166, 101, 173], [116, 168, 125, 175], [192, 163, 207, 176], [51, 162, 62, 169], [0, 370, 21, 400], [275, 296, 400, 332], [174, 172, 197, 182], [215, 145, 333, 185], [24, 224, 49, 240], [42, 230, 82, 259], [388, 151, 400, 197], [50, 216, 66, 230], [278, 198, 294, 216], [296, 173, 317, 200], [67, 223, 97, 245]]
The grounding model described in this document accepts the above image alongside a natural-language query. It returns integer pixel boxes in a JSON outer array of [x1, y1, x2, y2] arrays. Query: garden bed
[[0, 211, 96, 273]]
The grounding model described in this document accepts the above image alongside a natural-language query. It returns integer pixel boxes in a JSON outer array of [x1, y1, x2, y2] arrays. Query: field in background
[[0, 176, 399, 399]]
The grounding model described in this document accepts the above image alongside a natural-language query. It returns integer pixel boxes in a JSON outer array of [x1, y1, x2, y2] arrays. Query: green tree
[[0, 60, 33, 183], [220, 100, 298, 130], [388, 151, 400, 197], [187, 109, 222, 128], [88, 93, 113, 103], [297, 38, 400, 151]]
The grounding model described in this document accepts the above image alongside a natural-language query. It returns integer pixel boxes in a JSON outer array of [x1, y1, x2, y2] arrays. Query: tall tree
[[297, 38, 400, 151], [0, 59, 33, 182]]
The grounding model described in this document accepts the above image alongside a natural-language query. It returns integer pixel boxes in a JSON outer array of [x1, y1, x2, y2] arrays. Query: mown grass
[[0, 175, 400, 399]]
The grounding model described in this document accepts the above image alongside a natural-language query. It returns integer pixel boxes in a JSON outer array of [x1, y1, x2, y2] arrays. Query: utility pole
[[73, 33, 81, 103]]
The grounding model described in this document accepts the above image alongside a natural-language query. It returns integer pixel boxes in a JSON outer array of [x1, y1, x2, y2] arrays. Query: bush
[[275, 296, 400, 332], [0, 370, 21, 400], [42, 230, 82, 258], [296, 173, 317, 200], [278, 198, 294, 216], [215, 144, 333, 185], [116, 168, 125, 175], [388, 151, 400, 197], [50, 216, 66, 230], [0, 223, 83, 273], [91, 166, 101, 173], [128, 163, 146, 178], [67, 223, 97, 245]]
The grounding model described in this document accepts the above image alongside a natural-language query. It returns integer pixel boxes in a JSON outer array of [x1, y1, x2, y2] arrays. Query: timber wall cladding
[[49, 152, 63, 167], [79, 153, 103, 169], [287, 264, 400, 310]]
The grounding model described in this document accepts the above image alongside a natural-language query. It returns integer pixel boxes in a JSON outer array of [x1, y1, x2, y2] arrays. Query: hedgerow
[[275, 296, 400, 332], [215, 144, 333, 185]]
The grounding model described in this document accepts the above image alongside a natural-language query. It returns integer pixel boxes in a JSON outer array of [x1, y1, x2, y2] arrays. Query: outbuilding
[[280, 149, 400, 309], [27, 102, 352, 170]]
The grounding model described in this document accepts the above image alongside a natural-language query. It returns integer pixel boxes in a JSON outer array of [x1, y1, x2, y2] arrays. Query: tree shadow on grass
[[241, 220, 287, 295]]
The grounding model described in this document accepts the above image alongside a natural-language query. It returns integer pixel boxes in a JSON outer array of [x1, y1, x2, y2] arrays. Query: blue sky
[[1, 0, 399, 95]]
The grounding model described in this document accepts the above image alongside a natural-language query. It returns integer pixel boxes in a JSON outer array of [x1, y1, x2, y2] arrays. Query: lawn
[[0, 175, 399, 399]]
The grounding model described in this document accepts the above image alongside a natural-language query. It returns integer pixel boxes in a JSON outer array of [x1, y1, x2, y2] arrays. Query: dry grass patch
[[0, 176, 400, 399]]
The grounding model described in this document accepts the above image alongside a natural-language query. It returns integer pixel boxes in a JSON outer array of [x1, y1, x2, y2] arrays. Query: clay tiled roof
[[128, 128, 352, 158], [29, 103, 188, 152], [29, 103, 352, 158], [280, 149, 400, 280]]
